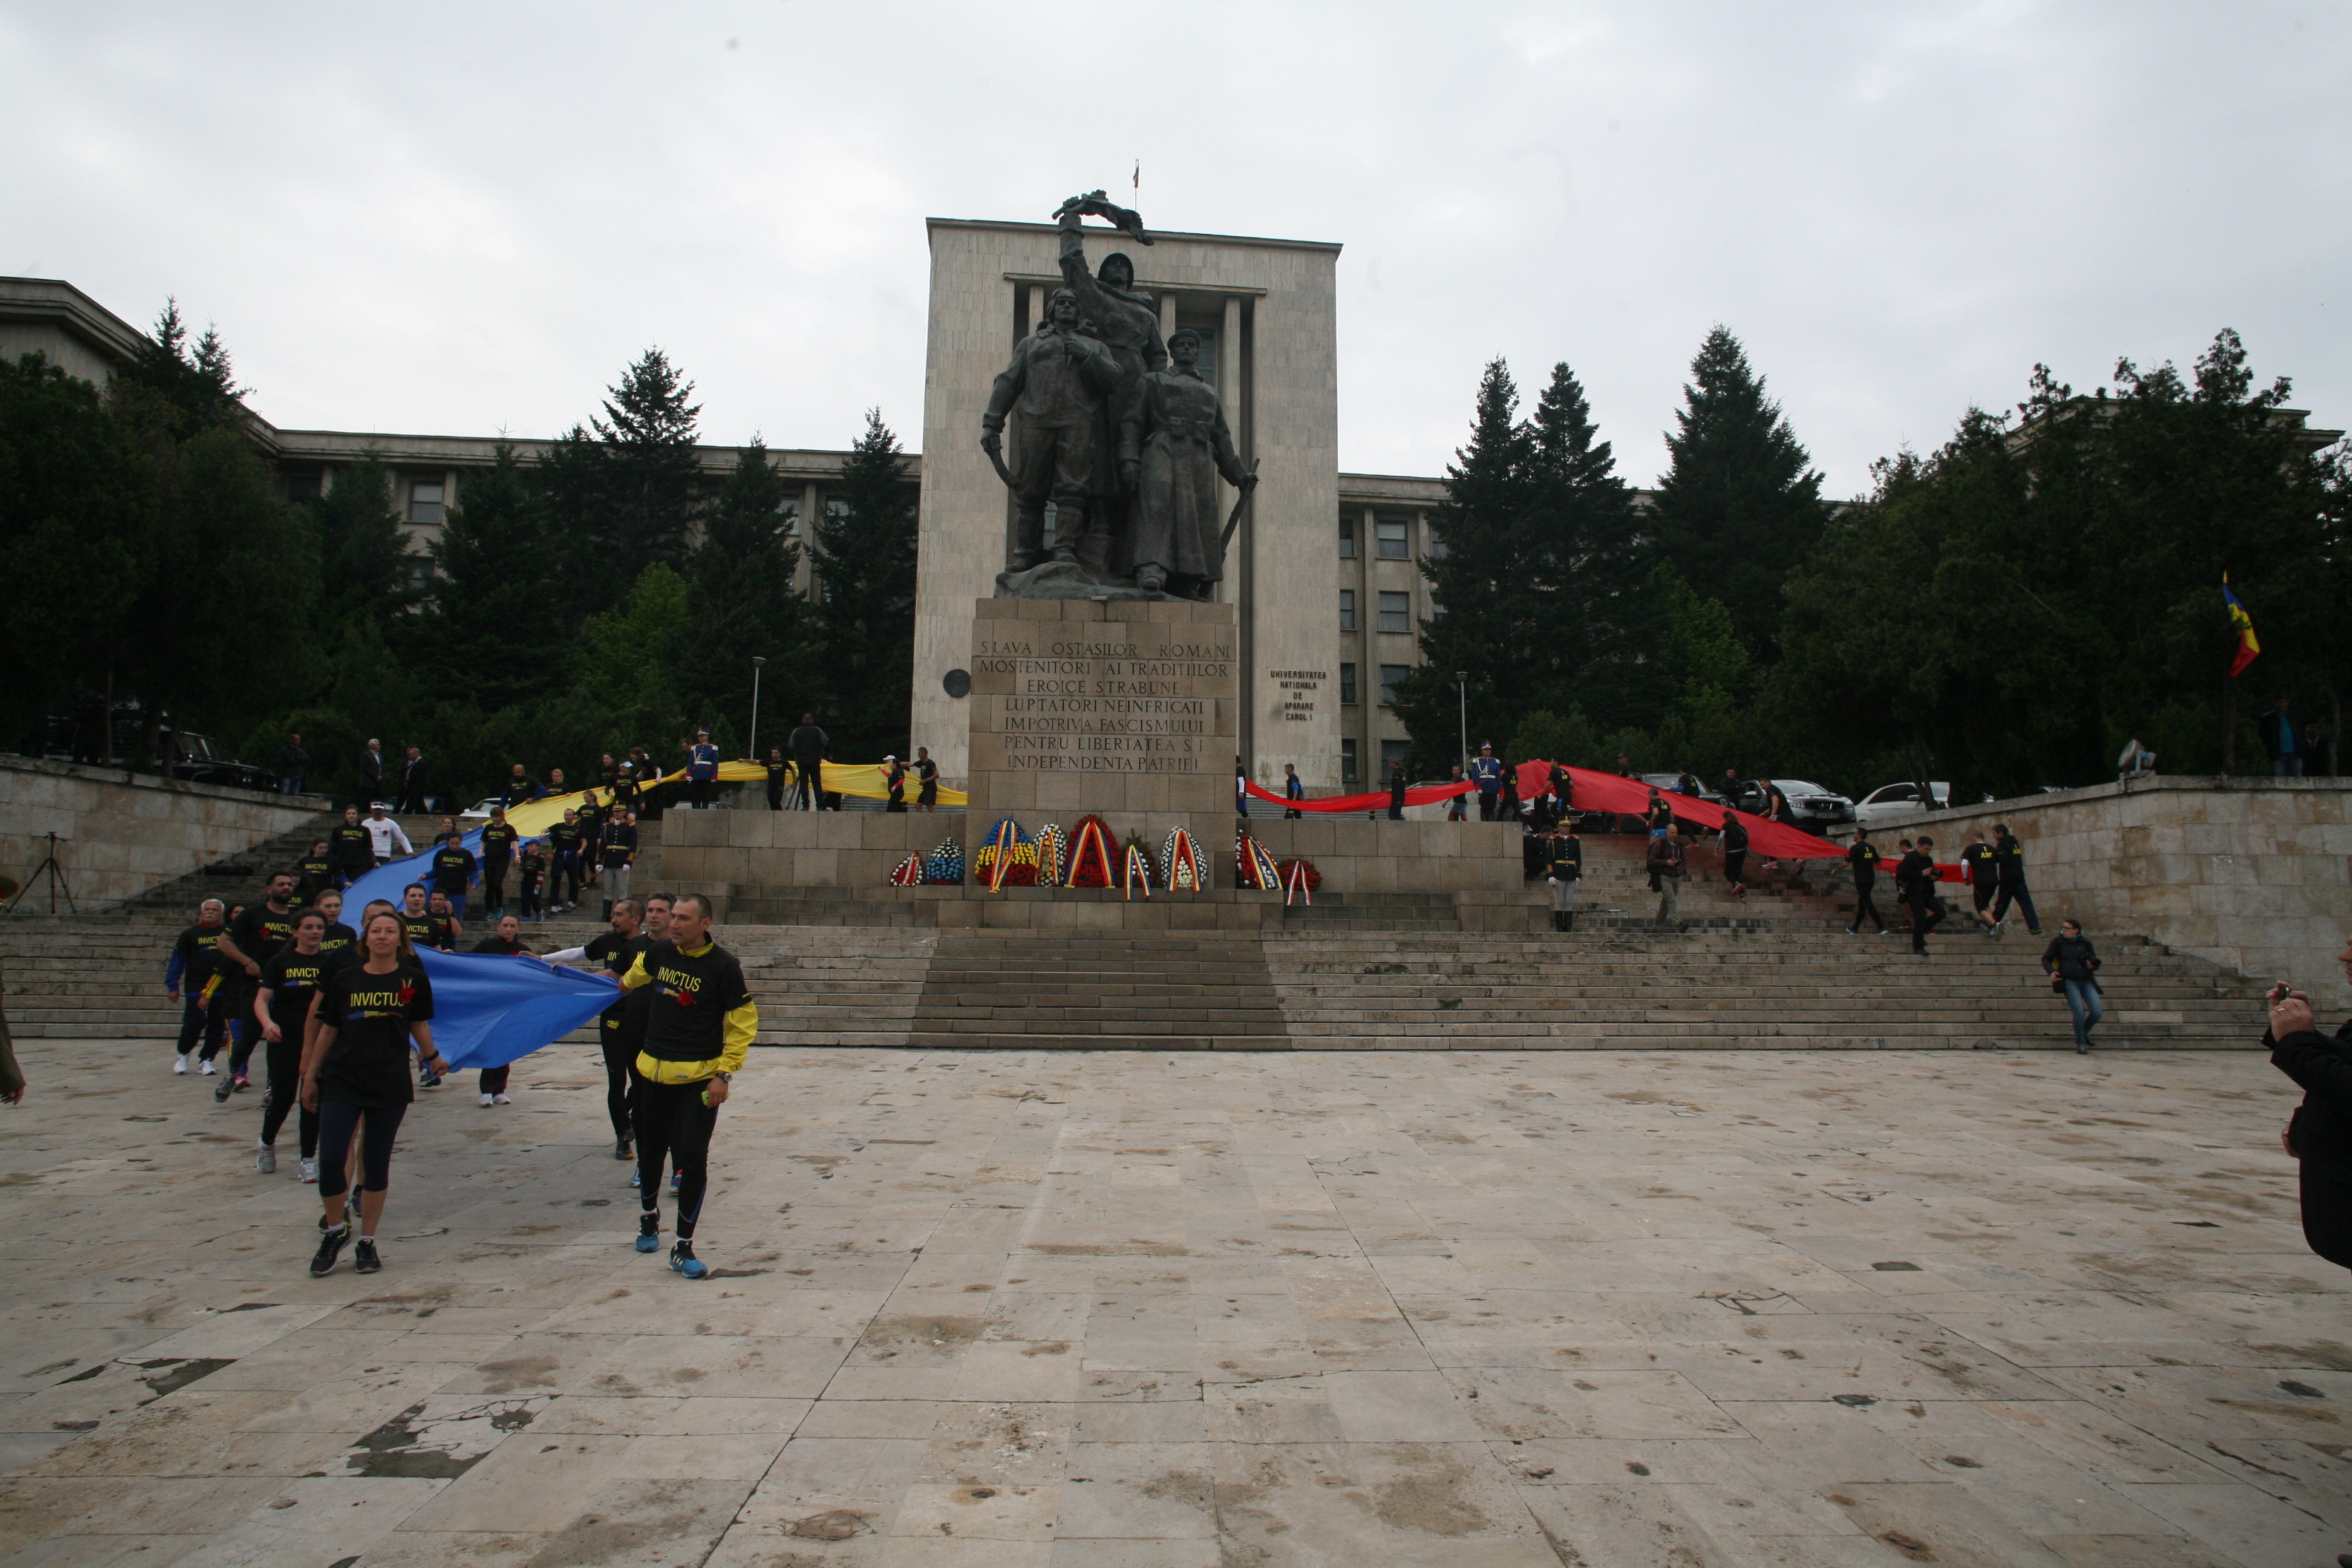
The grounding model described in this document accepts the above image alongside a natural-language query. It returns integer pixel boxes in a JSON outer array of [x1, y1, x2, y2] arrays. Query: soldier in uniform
[[1118, 327, 1254, 597], [982, 288, 1123, 570], [1057, 197, 1166, 572]]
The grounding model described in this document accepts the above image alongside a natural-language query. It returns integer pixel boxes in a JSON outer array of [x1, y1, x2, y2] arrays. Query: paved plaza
[[1, 1036, 2348, 1567]]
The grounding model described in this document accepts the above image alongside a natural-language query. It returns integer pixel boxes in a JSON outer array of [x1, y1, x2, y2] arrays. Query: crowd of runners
[[162, 811, 754, 1285]]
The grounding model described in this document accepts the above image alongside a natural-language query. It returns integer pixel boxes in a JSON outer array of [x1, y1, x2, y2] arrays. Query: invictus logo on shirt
[[278, 964, 324, 988], [344, 984, 416, 1017], [658, 966, 704, 1004]]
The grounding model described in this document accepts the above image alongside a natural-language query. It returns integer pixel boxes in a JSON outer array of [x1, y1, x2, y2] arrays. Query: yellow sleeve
[[720, 999, 757, 1073], [618, 952, 650, 991]]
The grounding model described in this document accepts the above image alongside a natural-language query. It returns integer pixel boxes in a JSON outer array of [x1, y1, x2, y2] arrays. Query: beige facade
[[911, 220, 1343, 794]]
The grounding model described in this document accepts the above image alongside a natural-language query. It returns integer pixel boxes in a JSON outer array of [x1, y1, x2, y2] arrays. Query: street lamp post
[[748, 657, 767, 760], [1455, 672, 1469, 777]]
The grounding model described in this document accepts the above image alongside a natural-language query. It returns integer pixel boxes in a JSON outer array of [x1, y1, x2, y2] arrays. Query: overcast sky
[[5, 3, 2345, 496]]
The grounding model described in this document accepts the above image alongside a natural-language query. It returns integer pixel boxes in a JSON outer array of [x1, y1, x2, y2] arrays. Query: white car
[[458, 797, 503, 821], [1853, 781, 1950, 826]]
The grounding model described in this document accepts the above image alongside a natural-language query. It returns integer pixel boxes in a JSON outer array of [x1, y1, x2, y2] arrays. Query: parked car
[[1639, 772, 1726, 806], [460, 797, 502, 821], [163, 731, 276, 791], [1853, 781, 1952, 826], [1731, 778, 1855, 827]]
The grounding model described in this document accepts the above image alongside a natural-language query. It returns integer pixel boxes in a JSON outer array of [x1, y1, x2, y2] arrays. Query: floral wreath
[[1066, 815, 1117, 889], [1033, 823, 1068, 887], [1235, 828, 1281, 890], [920, 837, 966, 885], [1160, 827, 1205, 892], [973, 818, 1040, 889]]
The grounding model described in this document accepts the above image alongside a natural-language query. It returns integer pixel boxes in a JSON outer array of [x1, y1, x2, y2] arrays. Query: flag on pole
[[2224, 575, 2260, 677]]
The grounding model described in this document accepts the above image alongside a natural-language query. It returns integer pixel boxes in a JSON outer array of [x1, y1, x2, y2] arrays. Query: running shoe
[[200, 1059, 218, 1076], [353, 1239, 381, 1274], [668, 1241, 708, 1280], [232, 1074, 252, 1093], [479, 1092, 494, 1107], [636, 1212, 661, 1253], [670, 1169, 682, 1193], [214, 1077, 234, 1104], [613, 1137, 632, 1162], [256, 1146, 276, 1175], [310, 1223, 351, 1277], [492, 1094, 510, 1105], [419, 1071, 442, 1089], [629, 1172, 641, 1188], [299, 1158, 318, 1184], [174, 1054, 189, 1074]]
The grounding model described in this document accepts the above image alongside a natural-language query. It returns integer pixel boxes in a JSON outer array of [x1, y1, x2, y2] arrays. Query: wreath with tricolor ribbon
[[1235, 829, 1281, 890], [920, 837, 966, 885], [1065, 815, 1117, 888], [973, 818, 1041, 889], [1160, 827, 1205, 891]]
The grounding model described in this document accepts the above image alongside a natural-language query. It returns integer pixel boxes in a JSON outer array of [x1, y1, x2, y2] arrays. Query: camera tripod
[[6, 832, 76, 915]]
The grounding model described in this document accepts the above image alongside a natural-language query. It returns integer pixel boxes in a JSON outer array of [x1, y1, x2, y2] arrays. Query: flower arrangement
[[887, 854, 922, 886], [1276, 857, 1322, 906], [1160, 827, 1205, 892], [973, 818, 1040, 889], [1235, 829, 1281, 891], [919, 837, 966, 885], [1065, 815, 1117, 888], [1122, 836, 1154, 901], [1033, 823, 1068, 887]]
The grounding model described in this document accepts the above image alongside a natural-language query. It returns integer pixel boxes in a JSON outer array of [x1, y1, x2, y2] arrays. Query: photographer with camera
[[2265, 937, 2352, 1275]]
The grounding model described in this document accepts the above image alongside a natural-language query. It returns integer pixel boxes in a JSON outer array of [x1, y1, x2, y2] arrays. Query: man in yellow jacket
[[617, 893, 756, 1278]]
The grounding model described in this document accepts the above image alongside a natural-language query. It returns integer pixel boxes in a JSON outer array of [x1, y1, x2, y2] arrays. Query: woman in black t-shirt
[[301, 910, 445, 1277], [255, 911, 330, 1180]]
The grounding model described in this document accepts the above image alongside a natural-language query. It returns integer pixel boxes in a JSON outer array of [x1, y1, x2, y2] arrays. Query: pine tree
[[410, 442, 562, 710], [115, 299, 246, 442], [590, 347, 702, 592], [1650, 327, 1827, 661], [311, 454, 416, 634], [677, 438, 819, 751], [812, 409, 918, 759], [1520, 360, 1652, 728]]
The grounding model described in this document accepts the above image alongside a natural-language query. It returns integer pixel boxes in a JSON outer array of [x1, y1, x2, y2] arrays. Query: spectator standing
[[1674, 768, 1701, 798], [549, 810, 585, 911], [277, 734, 309, 796], [1647, 831, 1685, 930], [2260, 696, 2304, 777], [1898, 836, 1945, 956], [1283, 763, 1304, 819], [2040, 920, 2104, 1054], [598, 752, 622, 794], [914, 748, 939, 813], [358, 739, 385, 801], [684, 728, 722, 808], [399, 745, 431, 814], [1546, 824, 1582, 932], [1959, 831, 1999, 934], [764, 748, 790, 811], [788, 716, 826, 811], [362, 804, 413, 866], [1845, 834, 1888, 935], [1989, 823, 2042, 938], [2265, 937, 2352, 1274], [1446, 765, 1469, 822], [1387, 760, 1407, 821], [1470, 744, 1503, 820], [1721, 767, 1742, 805]]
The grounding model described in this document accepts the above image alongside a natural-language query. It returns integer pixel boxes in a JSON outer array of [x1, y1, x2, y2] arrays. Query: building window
[[778, 497, 800, 538], [1379, 663, 1408, 708], [1425, 524, 1447, 561], [1380, 739, 1412, 774], [407, 478, 445, 525], [1340, 738, 1359, 783], [284, 468, 323, 502], [1340, 662, 1358, 705], [404, 558, 436, 592], [1377, 591, 1411, 634], [1375, 517, 1408, 559], [1338, 515, 1357, 558], [1339, 589, 1357, 630]]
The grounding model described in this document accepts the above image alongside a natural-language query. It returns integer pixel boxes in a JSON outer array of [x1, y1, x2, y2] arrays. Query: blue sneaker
[[670, 1169, 682, 1193], [635, 1213, 660, 1254], [668, 1241, 708, 1280]]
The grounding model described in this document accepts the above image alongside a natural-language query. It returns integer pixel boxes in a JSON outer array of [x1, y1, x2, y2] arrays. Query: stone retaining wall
[[0, 757, 329, 912], [1848, 776, 2351, 1010]]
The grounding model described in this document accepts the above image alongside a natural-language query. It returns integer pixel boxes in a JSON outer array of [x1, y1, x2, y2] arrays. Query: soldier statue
[[1120, 327, 1254, 598], [981, 288, 1123, 571]]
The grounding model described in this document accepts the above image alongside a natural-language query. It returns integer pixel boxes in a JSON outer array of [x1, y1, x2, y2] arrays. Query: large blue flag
[[342, 826, 490, 915], [413, 947, 620, 1071]]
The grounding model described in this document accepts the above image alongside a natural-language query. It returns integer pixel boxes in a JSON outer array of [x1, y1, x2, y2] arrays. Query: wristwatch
[[711, 1071, 733, 1083]]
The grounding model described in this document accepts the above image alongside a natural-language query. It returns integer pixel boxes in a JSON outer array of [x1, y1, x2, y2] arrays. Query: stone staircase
[[0, 826, 2267, 1054]]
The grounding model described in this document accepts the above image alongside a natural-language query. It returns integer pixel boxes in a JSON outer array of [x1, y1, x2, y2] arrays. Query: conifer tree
[[311, 454, 416, 635], [1650, 327, 1827, 661], [592, 347, 702, 582], [411, 442, 561, 710], [812, 409, 918, 759], [678, 439, 818, 748]]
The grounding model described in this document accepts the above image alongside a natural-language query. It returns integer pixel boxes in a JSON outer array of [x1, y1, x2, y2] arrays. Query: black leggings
[[483, 859, 508, 910], [259, 1033, 318, 1156], [1908, 893, 1945, 951], [1723, 850, 1747, 885], [601, 1025, 637, 1140], [1852, 885, 1885, 932], [317, 1101, 406, 1198], [635, 1078, 717, 1238]]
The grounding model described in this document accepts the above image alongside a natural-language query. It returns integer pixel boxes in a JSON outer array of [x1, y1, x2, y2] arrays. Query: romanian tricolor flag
[[2224, 575, 2261, 677]]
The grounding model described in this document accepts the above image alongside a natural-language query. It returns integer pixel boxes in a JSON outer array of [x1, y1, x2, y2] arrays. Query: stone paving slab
[[0, 1038, 2346, 1567]]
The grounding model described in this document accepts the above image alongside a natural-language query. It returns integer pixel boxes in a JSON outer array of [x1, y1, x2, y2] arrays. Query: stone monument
[[984, 192, 1258, 602]]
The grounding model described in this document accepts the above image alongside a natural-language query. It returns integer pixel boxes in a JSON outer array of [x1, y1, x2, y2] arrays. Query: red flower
[[397, 984, 415, 1007], [671, 988, 696, 1007]]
